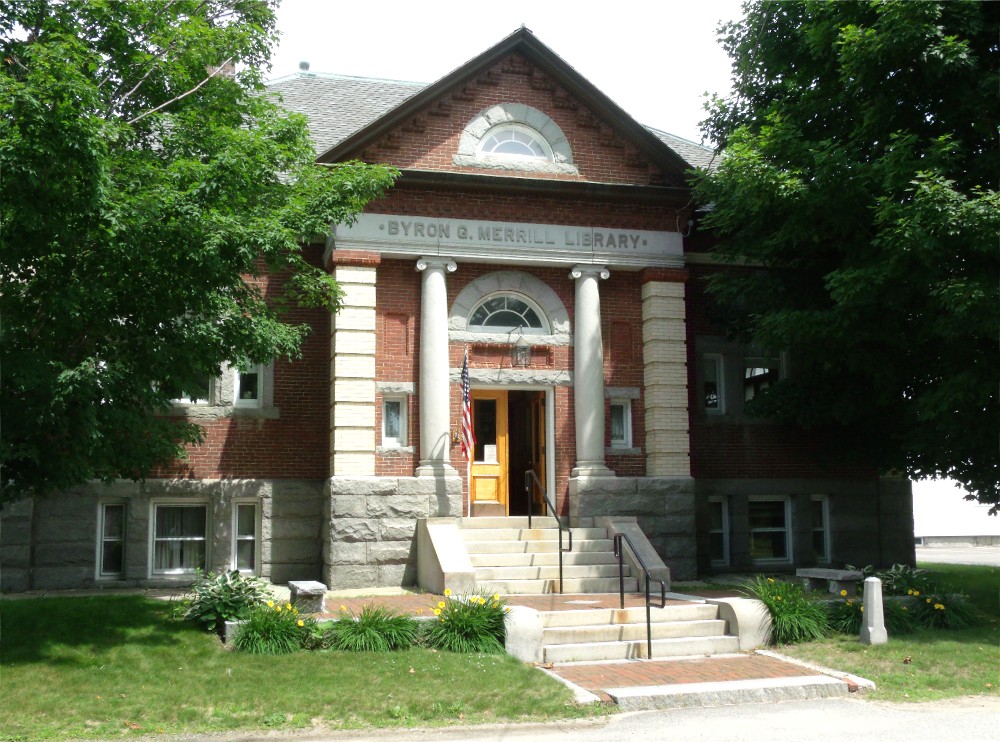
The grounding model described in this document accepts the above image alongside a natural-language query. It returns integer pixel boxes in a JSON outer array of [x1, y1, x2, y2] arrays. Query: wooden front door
[[470, 390, 508, 516]]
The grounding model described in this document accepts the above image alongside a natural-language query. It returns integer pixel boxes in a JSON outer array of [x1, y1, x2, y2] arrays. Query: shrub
[[328, 604, 421, 652], [912, 593, 979, 630], [743, 576, 828, 645], [232, 600, 312, 654], [179, 569, 273, 634], [827, 596, 919, 635], [845, 563, 936, 596], [422, 589, 508, 653]]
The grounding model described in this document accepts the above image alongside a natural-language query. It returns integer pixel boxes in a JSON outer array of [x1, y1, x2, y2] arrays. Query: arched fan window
[[468, 294, 549, 334]]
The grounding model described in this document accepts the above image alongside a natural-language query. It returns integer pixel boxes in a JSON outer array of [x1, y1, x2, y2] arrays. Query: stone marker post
[[860, 576, 888, 645]]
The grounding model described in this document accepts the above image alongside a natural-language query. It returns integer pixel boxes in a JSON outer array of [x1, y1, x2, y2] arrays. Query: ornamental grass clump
[[179, 569, 273, 634], [743, 575, 828, 645], [422, 589, 508, 653], [827, 595, 919, 635], [912, 592, 978, 630], [328, 604, 421, 651], [232, 600, 312, 654]]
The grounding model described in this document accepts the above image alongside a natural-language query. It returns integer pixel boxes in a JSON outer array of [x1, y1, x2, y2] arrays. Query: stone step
[[464, 538, 614, 554], [461, 527, 609, 542], [542, 619, 727, 645], [478, 576, 639, 595], [475, 564, 623, 581], [462, 516, 560, 529], [469, 551, 618, 567], [542, 635, 741, 663], [540, 604, 720, 628]]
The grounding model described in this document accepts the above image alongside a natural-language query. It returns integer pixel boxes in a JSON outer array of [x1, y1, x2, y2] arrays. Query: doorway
[[469, 389, 547, 517]]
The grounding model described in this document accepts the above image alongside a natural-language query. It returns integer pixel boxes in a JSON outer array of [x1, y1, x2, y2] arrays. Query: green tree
[[0, 0, 396, 502], [696, 1, 999, 510]]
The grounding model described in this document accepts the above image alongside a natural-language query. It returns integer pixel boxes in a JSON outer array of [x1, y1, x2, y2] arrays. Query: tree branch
[[126, 57, 233, 125]]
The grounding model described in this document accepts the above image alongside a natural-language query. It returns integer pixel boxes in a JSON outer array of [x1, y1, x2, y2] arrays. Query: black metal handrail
[[524, 470, 572, 594], [613, 532, 667, 660]]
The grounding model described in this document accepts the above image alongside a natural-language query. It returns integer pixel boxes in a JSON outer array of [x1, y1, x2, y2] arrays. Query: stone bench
[[288, 580, 328, 614], [796, 568, 863, 595]]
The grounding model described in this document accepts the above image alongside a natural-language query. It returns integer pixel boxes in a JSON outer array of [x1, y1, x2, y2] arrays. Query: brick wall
[[156, 246, 331, 480]]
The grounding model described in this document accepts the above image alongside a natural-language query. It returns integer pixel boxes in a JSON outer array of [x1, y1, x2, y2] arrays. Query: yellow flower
[[860, 606, 864, 612], [493, 594, 500, 601], [775, 596, 782, 601], [935, 603, 945, 611], [340, 605, 347, 612], [433, 608, 441, 616], [907, 589, 914, 595], [902, 606, 908, 611], [267, 600, 274, 608], [297, 620, 304, 627], [913, 590, 920, 596], [926, 598, 932, 604], [443, 588, 452, 596], [847, 600, 854, 606], [767, 577, 774, 583], [840, 590, 847, 597], [438, 601, 446, 609], [478, 597, 486, 605], [286, 603, 293, 611], [275, 605, 282, 612]]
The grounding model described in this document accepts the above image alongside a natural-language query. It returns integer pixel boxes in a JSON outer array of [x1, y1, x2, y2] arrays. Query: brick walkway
[[550, 654, 817, 693], [312, 590, 835, 705]]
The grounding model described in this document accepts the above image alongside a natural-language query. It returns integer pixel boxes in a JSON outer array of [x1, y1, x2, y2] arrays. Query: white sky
[[269, 0, 745, 144]]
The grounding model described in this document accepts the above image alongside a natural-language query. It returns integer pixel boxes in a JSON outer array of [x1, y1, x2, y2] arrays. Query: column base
[[415, 461, 458, 478], [570, 463, 616, 479]]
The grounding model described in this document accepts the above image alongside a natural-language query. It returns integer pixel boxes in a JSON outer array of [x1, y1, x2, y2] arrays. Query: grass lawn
[[778, 562, 999, 702], [0, 596, 607, 741]]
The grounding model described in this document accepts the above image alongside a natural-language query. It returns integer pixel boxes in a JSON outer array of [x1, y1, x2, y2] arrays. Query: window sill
[[607, 447, 642, 456], [377, 446, 415, 455], [166, 405, 279, 420]]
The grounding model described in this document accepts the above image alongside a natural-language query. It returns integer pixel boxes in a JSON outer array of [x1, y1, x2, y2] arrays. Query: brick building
[[0, 29, 914, 593]]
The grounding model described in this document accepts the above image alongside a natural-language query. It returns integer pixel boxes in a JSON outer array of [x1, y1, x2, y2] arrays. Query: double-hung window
[[811, 495, 830, 563], [235, 365, 263, 407], [233, 502, 259, 573], [151, 504, 208, 575], [748, 496, 791, 563], [702, 354, 725, 414], [708, 497, 730, 566], [97, 503, 126, 578]]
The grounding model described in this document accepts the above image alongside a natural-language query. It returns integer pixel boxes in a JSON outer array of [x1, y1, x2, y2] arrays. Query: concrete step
[[479, 576, 640, 595], [543, 619, 727, 646], [542, 635, 741, 663], [475, 564, 622, 581], [461, 516, 560, 529], [461, 527, 608, 542], [469, 551, 618, 567], [464, 538, 614, 554], [540, 604, 720, 628]]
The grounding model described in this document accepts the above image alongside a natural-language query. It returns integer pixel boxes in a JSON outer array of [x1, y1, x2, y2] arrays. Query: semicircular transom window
[[469, 294, 549, 333], [479, 124, 551, 160]]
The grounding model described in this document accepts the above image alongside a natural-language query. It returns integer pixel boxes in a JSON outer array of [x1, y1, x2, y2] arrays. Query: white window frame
[[748, 496, 792, 564], [467, 292, 550, 335], [708, 496, 730, 566], [477, 123, 554, 161], [234, 365, 264, 407], [381, 395, 408, 448], [96, 501, 126, 579], [703, 353, 726, 414], [811, 494, 831, 564], [232, 501, 261, 574], [149, 502, 209, 576], [609, 400, 632, 449], [171, 378, 215, 405]]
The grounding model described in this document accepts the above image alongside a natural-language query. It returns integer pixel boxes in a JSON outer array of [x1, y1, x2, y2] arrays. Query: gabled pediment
[[306, 28, 700, 187]]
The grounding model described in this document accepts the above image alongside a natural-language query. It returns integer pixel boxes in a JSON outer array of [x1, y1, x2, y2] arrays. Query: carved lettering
[[414, 223, 425, 237], [388, 220, 399, 235]]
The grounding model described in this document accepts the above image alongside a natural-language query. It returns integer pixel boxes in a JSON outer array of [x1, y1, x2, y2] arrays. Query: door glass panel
[[473, 399, 497, 462]]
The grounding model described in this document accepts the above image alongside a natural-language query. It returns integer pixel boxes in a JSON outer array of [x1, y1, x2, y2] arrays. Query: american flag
[[461, 348, 475, 461]]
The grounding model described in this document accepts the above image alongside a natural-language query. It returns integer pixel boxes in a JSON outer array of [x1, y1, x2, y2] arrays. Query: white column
[[570, 264, 614, 478], [416, 256, 457, 477]]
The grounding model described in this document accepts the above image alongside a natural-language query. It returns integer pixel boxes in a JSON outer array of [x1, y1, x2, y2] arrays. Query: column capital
[[416, 256, 458, 273], [569, 264, 610, 281]]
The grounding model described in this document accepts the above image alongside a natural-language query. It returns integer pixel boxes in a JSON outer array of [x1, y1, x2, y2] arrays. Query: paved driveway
[[916, 546, 1000, 567]]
